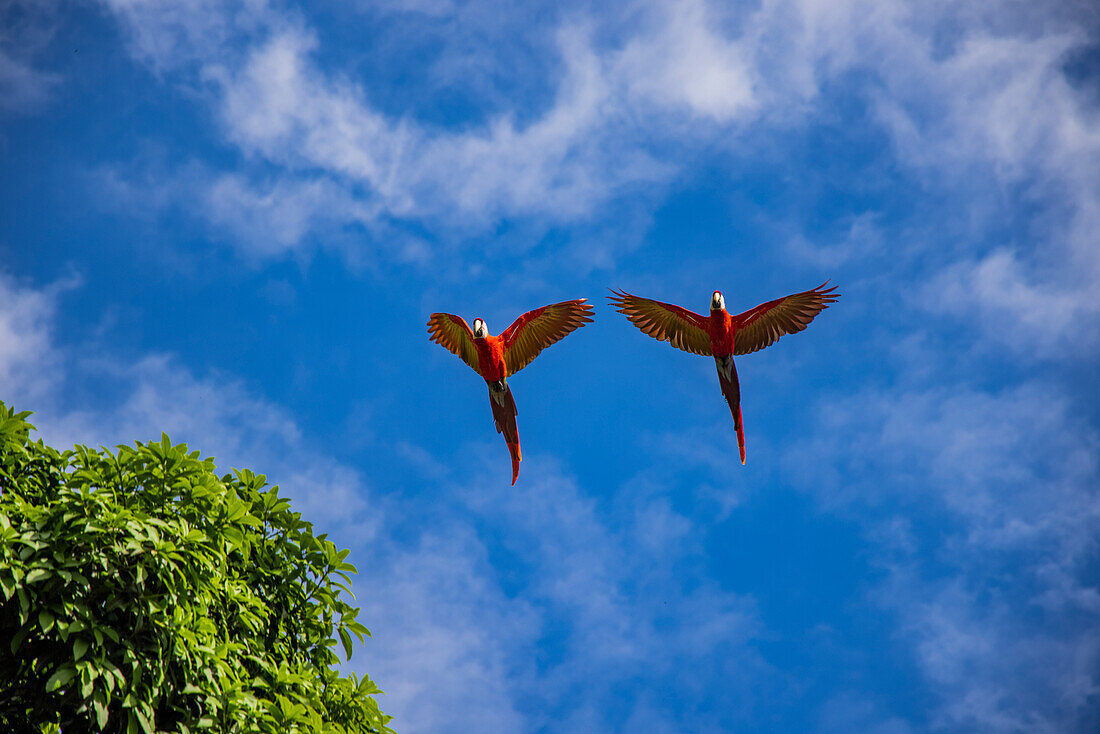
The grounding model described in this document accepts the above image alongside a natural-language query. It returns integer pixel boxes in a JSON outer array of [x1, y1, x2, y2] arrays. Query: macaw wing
[[427, 312, 481, 374], [607, 289, 712, 356], [732, 281, 840, 356], [501, 299, 594, 376]]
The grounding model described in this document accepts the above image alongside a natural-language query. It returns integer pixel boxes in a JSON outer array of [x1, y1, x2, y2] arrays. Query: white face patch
[[711, 292, 724, 311], [473, 318, 487, 338]]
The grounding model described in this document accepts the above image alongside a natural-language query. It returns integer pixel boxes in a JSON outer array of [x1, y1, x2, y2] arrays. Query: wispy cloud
[[0, 271, 76, 405], [0, 268, 384, 574], [88, 0, 788, 259], [786, 366, 1100, 731], [90, 0, 1100, 347], [355, 453, 767, 733], [923, 249, 1100, 357], [844, 5, 1100, 354], [0, 0, 62, 114]]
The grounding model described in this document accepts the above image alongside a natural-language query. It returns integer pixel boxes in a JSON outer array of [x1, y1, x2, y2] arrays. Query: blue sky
[[3, 0, 1099, 732]]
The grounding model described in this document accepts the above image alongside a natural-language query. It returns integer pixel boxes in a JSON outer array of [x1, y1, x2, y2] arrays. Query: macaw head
[[711, 291, 725, 311], [472, 318, 488, 339]]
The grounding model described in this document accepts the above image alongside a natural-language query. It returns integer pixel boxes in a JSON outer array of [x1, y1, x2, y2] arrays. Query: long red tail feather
[[716, 358, 747, 465], [488, 382, 522, 485], [735, 405, 746, 465]]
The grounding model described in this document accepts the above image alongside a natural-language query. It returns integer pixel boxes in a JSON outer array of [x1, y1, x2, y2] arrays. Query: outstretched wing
[[501, 299, 594, 375], [607, 289, 712, 356], [732, 282, 840, 356], [427, 313, 481, 374]]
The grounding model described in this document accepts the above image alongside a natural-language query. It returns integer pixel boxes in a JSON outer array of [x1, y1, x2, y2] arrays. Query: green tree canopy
[[0, 403, 394, 734]]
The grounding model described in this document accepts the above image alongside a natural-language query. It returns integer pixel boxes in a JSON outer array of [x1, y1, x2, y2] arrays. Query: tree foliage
[[0, 403, 394, 733]]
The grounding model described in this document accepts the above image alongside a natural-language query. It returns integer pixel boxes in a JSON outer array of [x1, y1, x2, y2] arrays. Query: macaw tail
[[734, 404, 746, 466], [488, 380, 522, 485], [716, 356, 747, 465]]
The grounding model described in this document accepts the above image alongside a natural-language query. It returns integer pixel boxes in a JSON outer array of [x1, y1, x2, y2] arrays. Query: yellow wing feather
[[427, 312, 481, 374]]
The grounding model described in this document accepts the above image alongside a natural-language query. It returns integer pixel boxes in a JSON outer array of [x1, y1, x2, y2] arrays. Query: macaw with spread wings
[[427, 299, 594, 485], [608, 283, 839, 465]]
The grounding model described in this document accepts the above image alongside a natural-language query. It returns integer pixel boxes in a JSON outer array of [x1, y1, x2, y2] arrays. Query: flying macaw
[[608, 283, 839, 465], [427, 299, 594, 485]]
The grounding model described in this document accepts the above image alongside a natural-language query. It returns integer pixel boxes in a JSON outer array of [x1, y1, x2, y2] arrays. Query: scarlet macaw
[[608, 283, 839, 465], [427, 299, 594, 485]]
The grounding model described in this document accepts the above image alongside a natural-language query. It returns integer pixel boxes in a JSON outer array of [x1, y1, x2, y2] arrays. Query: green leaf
[[0, 573, 14, 599], [225, 498, 248, 523], [135, 707, 154, 734], [10, 624, 31, 654], [338, 626, 354, 660], [39, 609, 55, 633], [223, 526, 246, 550], [94, 694, 109, 728], [45, 665, 76, 692], [73, 637, 89, 661], [25, 567, 50, 584], [82, 668, 95, 699]]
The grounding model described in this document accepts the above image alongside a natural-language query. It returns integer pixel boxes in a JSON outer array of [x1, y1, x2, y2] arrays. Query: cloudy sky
[[3, 0, 1099, 731]]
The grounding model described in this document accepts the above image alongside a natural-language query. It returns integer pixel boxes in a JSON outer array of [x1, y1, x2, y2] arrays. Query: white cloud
[[806, 1, 1100, 353], [0, 272, 74, 407], [352, 450, 766, 733], [91, 0, 1100, 350], [200, 172, 381, 257], [795, 380, 1099, 559], [0, 0, 62, 114], [100, 0, 279, 73], [212, 22, 671, 226], [615, 0, 757, 121], [880, 570, 1100, 734], [788, 375, 1100, 732], [0, 269, 386, 609], [353, 525, 536, 734], [93, 0, 797, 257], [0, 48, 60, 113], [213, 29, 404, 191], [923, 248, 1100, 357]]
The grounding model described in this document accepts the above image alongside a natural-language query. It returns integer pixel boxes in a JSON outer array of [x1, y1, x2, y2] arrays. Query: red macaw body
[[427, 300, 594, 485], [473, 335, 508, 383], [707, 309, 735, 356], [609, 283, 839, 465]]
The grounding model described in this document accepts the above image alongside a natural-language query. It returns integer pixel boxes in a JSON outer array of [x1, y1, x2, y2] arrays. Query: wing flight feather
[[501, 299, 594, 376], [427, 312, 481, 374], [732, 282, 839, 355], [607, 289, 712, 356]]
